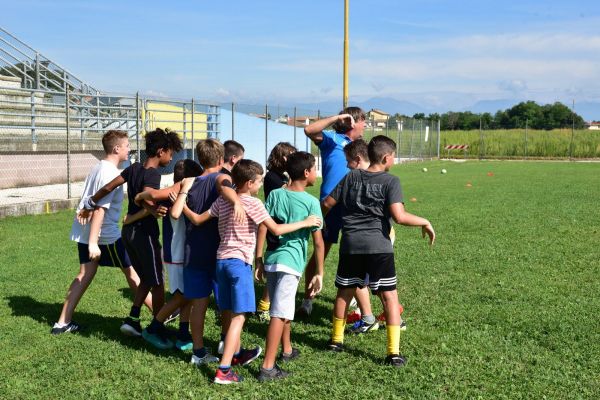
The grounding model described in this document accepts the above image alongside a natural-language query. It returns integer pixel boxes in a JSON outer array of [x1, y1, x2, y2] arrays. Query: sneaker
[[120, 317, 142, 337], [400, 320, 407, 331], [328, 341, 344, 352], [164, 309, 180, 324], [232, 346, 262, 366], [278, 348, 300, 363], [258, 364, 290, 382], [217, 340, 225, 355], [384, 354, 407, 367], [214, 368, 243, 384], [346, 310, 362, 324], [190, 351, 219, 366], [257, 310, 270, 322], [349, 319, 380, 334], [349, 296, 358, 309], [142, 328, 174, 350], [50, 321, 81, 335]]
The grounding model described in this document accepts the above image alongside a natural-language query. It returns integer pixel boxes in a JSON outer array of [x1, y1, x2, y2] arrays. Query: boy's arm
[[78, 175, 126, 223], [216, 174, 245, 223], [135, 182, 181, 205], [87, 207, 106, 261], [254, 224, 268, 282], [261, 215, 322, 237], [389, 202, 435, 245], [321, 195, 338, 217], [307, 229, 325, 297], [122, 208, 150, 225], [304, 113, 355, 145], [170, 177, 194, 219], [182, 207, 213, 226]]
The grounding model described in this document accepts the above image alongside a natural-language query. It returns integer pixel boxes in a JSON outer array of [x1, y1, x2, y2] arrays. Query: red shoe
[[214, 368, 243, 384], [346, 310, 361, 323], [377, 304, 404, 322]]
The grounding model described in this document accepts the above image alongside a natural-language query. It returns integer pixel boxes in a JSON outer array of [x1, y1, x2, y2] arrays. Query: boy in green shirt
[[255, 151, 325, 381]]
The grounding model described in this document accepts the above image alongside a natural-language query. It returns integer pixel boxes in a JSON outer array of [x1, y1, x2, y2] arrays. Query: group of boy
[[52, 105, 435, 384]]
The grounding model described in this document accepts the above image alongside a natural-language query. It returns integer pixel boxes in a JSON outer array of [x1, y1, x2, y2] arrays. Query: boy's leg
[[261, 317, 285, 370], [298, 242, 333, 316], [154, 291, 186, 322], [331, 287, 355, 346], [257, 287, 271, 322], [56, 259, 99, 325], [220, 312, 245, 367], [281, 320, 292, 354], [121, 266, 153, 311], [190, 297, 210, 350]]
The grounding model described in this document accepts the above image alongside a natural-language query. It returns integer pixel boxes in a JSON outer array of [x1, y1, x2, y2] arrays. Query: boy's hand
[[77, 209, 92, 225], [308, 274, 323, 297], [254, 257, 265, 282], [234, 201, 246, 224], [422, 222, 435, 245], [88, 243, 101, 261], [134, 192, 144, 206], [150, 205, 168, 219], [303, 215, 322, 229], [181, 177, 194, 192], [168, 191, 177, 204]]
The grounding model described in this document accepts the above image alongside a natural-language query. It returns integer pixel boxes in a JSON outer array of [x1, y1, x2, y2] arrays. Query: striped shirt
[[209, 194, 270, 264]]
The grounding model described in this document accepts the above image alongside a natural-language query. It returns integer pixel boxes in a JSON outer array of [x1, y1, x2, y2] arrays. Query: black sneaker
[[384, 354, 407, 367], [232, 346, 262, 366], [258, 364, 290, 382], [120, 317, 142, 337], [328, 341, 344, 352], [50, 321, 81, 335], [278, 348, 300, 363]]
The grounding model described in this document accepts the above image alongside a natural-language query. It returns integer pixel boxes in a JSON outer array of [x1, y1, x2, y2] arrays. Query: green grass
[[1, 161, 599, 399]]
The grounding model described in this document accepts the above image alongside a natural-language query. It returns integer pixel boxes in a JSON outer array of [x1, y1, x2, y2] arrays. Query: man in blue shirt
[[298, 107, 366, 317]]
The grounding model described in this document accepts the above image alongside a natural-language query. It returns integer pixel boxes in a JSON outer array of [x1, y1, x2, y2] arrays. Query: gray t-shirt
[[330, 169, 403, 254]]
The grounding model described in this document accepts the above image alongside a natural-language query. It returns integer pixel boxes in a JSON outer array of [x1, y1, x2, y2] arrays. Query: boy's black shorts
[[121, 223, 163, 287], [77, 238, 131, 268], [335, 253, 397, 294]]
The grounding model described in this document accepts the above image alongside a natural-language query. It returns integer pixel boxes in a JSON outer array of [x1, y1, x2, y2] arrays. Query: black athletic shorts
[[322, 203, 343, 244], [335, 253, 397, 294], [77, 238, 131, 268], [121, 223, 163, 286]]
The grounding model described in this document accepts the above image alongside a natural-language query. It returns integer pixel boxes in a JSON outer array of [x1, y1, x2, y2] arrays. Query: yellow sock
[[258, 299, 270, 312], [331, 316, 346, 344], [386, 325, 400, 355]]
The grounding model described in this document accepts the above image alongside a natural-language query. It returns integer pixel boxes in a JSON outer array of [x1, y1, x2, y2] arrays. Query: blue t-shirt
[[184, 173, 221, 268], [318, 130, 351, 200]]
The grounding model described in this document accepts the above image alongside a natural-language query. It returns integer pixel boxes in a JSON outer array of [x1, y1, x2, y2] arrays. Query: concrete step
[[0, 114, 83, 127], [0, 90, 45, 104], [0, 102, 66, 114], [0, 75, 22, 89]]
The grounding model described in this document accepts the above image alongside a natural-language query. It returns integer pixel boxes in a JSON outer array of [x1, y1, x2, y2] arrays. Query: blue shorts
[[216, 258, 256, 314], [77, 239, 131, 268], [183, 265, 217, 300], [322, 203, 343, 244]]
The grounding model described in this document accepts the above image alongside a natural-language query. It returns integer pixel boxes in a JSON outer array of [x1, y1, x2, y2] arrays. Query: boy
[[170, 139, 244, 365], [221, 140, 245, 177], [51, 130, 150, 334], [322, 135, 435, 367], [80, 128, 183, 336], [177, 159, 321, 384], [134, 159, 203, 350], [299, 107, 366, 317], [255, 151, 325, 382]]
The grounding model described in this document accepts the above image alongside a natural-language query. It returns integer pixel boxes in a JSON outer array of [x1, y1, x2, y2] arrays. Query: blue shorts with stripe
[[77, 238, 131, 268]]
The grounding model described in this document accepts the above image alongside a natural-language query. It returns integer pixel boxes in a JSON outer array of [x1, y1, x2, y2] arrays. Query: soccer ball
[[422, 167, 428, 172], [441, 169, 447, 174]]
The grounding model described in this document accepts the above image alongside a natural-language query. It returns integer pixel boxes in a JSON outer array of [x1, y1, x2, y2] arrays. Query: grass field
[[1, 160, 599, 399]]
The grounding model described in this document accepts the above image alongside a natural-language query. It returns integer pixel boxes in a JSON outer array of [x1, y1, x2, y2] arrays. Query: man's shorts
[[266, 270, 300, 321], [121, 224, 163, 287], [165, 262, 184, 295], [322, 203, 343, 244], [215, 258, 256, 314], [183, 265, 216, 300], [335, 253, 397, 294], [77, 238, 131, 268]]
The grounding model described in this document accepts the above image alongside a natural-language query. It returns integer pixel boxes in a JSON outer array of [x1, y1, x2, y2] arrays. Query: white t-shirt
[[70, 160, 123, 245]]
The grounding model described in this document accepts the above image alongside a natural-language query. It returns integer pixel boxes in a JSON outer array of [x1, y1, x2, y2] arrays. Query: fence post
[[34, 52, 40, 89], [191, 98, 195, 161], [136, 92, 141, 162], [437, 119, 441, 159], [65, 85, 71, 198], [569, 100, 575, 160], [525, 118, 528, 159], [31, 91, 37, 150], [479, 116, 484, 160], [265, 104, 269, 167], [409, 120, 415, 159], [293, 107, 297, 148], [231, 102, 235, 141]]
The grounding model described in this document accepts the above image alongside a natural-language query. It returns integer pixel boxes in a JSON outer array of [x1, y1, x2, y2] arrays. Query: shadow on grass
[[6, 295, 188, 362]]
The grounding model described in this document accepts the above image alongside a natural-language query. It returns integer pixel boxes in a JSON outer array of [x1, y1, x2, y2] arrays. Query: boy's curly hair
[[145, 128, 183, 157], [267, 142, 297, 173]]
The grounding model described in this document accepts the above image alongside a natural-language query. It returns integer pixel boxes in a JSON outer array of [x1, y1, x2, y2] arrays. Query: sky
[[1, 0, 599, 113]]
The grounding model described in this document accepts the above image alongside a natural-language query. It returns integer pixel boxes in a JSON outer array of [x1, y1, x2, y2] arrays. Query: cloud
[[498, 80, 528, 93]]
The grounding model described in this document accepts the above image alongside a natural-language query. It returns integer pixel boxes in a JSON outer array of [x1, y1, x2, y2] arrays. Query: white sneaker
[[349, 297, 358, 309], [191, 352, 219, 365]]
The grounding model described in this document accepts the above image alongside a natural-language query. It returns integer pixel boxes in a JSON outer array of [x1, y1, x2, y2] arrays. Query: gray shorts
[[266, 271, 300, 321]]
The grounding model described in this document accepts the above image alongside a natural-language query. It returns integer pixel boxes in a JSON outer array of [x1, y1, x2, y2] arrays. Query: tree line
[[390, 101, 586, 130]]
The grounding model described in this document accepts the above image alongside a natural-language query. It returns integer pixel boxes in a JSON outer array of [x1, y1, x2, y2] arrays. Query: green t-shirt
[[264, 188, 322, 276]]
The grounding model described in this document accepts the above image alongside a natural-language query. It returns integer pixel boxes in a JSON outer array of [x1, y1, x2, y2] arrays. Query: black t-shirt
[[330, 169, 403, 254], [264, 170, 287, 200], [120, 162, 161, 235]]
